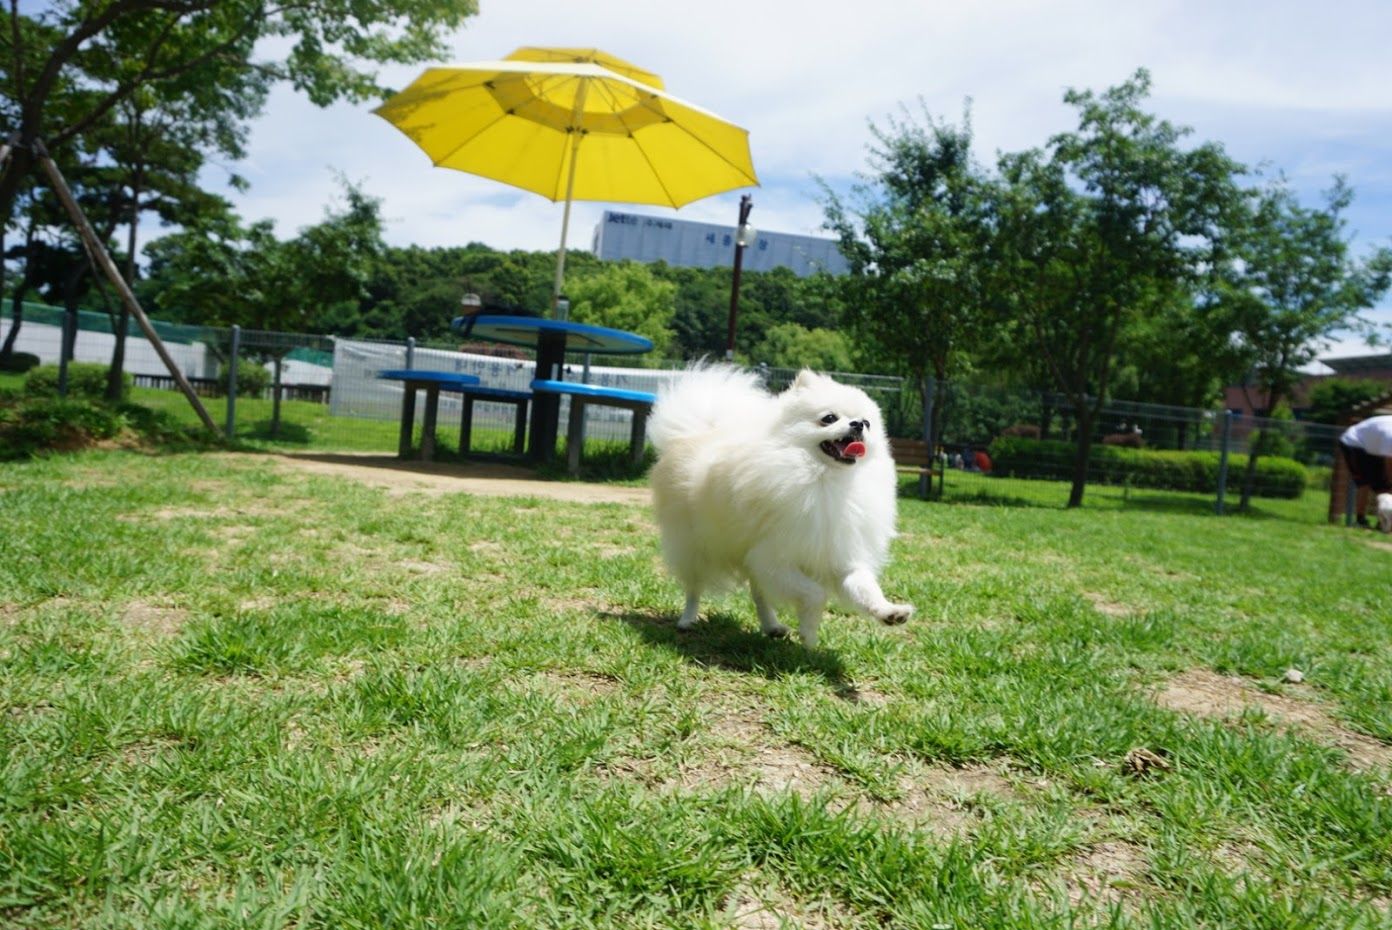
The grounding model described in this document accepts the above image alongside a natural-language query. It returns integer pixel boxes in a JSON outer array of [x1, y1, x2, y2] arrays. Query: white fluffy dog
[[648, 365, 912, 648], [1377, 492, 1392, 533]]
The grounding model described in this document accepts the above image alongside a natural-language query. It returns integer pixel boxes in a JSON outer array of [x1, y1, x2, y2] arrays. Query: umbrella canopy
[[373, 47, 758, 313]]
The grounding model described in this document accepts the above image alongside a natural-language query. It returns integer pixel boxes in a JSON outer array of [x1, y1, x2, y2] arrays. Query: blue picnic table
[[376, 369, 481, 461]]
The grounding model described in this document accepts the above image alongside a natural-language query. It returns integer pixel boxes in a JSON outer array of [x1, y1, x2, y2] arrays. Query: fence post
[[225, 324, 240, 441], [1215, 410, 1233, 515], [405, 336, 415, 370]]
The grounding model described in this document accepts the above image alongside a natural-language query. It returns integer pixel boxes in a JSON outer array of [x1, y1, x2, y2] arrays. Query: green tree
[[0, 0, 478, 228], [822, 102, 992, 456], [755, 322, 853, 372], [567, 261, 676, 366], [992, 70, 1244, 507], [1221, 177, 1392, 510], [1305, 378, 1389, 426]]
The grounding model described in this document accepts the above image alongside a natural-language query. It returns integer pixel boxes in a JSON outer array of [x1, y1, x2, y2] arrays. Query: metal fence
[[2, 300, 1342, 520], [899, 380, 1339, 516]]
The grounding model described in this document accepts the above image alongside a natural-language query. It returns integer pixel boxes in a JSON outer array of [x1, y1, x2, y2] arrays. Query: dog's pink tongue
[[844, 441, 866, 458]]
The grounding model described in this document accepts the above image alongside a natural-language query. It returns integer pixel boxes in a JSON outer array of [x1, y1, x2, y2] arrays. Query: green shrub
[[0, 351, 40, 373], [24, 362, 131, 402], [0, 393, 208, 460], [0, 396, 123, 459], [216, 359, 271, 397], [988, 436, 1307, 499]]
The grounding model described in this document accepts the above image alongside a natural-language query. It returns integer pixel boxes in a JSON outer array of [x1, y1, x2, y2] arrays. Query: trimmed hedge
[[988, 436, 1307, 499], [24, 362, 131, 402]]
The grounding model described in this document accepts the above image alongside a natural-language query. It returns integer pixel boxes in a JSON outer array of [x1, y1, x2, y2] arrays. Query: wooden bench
[[890, 437, 945, 499], [530, 379, 656, 475]]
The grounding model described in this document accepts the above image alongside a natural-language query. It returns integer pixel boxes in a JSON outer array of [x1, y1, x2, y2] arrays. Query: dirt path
[[251, 453, 652, 506]]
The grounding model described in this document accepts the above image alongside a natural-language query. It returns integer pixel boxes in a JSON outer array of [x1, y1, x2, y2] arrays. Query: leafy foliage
[[989, 436, 1307, 498], [24, 362, 130, 402]]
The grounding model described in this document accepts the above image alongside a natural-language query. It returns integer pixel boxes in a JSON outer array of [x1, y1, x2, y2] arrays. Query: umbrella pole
[[552, 80, 589, 318], [552, 167, 576, 318]]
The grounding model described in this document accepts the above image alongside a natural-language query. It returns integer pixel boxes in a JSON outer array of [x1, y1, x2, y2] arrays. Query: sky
[[203, 0, 1392, 369]]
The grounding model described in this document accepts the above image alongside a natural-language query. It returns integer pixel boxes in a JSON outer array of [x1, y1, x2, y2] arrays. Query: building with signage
[[591, 210, 848, 277]]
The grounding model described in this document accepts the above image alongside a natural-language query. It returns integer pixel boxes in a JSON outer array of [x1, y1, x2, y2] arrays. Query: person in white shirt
[[1338, 415, 1392, 527]]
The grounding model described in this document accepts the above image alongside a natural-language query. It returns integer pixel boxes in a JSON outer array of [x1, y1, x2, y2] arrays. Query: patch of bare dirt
[[721, 882, 838, 930], [1362, 539, 1392, 554], [1083, 592, 1132, 617], [121, 601, 189, 636], [525, 669, 624, 703], [398, 558, 448, 576], [1061, 841, 1148, 908], [269, 452, 652, 505], [1154, 669, 1392, 770], [857, 759, 1018, 835], [837, 682, 890, 707], [642, 707, 841, 798]]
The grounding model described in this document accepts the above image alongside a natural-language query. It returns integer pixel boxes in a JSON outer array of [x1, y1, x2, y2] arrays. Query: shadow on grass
[[605, 607, 850, 692], [240, 420, 312, 444]]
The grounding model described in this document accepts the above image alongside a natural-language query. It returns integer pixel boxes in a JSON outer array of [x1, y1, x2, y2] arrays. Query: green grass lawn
[[2, 450, 1390, 928]]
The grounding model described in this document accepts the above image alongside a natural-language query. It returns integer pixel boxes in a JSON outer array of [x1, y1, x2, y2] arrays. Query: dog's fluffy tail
[[649, 363, 767, 451]]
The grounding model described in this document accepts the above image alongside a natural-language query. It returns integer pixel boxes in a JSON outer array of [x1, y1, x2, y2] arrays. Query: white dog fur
[[648, 365, 912, 648], [1377, 492, 1392, 533]]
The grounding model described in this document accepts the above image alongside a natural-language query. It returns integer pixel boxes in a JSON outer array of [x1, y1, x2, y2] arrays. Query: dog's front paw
[[875, 602, 914, 626], [761, 622, 791, 639]]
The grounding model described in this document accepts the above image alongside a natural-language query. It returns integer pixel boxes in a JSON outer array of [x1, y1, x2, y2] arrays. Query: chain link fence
[[1, 299, 1345, 521], [897, 380, 1339, 517]]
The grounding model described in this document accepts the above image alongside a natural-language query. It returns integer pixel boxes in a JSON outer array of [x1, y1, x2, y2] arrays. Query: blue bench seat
[[530, 379, 656, 475]]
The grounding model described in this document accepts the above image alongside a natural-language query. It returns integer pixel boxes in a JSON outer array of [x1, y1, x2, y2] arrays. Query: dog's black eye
[[820, 413, 838, 425]]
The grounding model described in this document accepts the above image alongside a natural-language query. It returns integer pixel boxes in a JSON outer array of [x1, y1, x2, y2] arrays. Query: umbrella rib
[[431, 107, 514, 168], [549, 74, 583, 200], [590, 81, 680, 207]]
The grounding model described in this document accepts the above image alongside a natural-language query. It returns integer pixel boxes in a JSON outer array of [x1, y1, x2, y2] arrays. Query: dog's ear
[[791, 369, 823, 391]]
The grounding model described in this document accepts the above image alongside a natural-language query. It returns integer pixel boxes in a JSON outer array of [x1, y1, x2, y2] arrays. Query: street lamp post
[[725, 194, 754, 361]]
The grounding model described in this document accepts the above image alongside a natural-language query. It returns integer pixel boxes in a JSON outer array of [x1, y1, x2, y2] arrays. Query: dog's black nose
[[849, 420, 866, 435]]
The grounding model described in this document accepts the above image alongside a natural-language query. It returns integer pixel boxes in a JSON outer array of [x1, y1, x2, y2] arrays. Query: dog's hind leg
[[746, 546, 827, 648], [841, 567, 913, 626], [750, 583, 790, 639], [676, 590, 701, 631]]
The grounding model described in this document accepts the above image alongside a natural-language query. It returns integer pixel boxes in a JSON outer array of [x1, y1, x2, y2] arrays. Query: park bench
[[530, 379, 656, 476], [890, 437, 945, 499]]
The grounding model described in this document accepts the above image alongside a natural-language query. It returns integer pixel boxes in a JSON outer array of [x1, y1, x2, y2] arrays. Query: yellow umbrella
[[373, 47, 759, 315]]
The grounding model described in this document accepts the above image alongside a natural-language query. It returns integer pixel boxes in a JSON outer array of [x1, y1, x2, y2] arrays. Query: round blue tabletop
[[452, 315, 654, 356]]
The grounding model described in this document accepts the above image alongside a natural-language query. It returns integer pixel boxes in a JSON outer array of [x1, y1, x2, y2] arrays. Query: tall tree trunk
[[107, 178, 140, 401], [270, 354, 284, 438], [1067, 402, 1096, 508], [0, 228, 39, 360], [0, 284, 25, 359]]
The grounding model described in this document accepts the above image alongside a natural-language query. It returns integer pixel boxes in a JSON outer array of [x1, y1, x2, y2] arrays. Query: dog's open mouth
[[820, 437, 867, 465]]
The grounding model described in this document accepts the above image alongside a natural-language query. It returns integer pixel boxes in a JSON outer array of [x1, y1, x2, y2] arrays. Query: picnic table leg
[[512, 400, 529, 455], [397, 383, 417, 458], [565, 398, 586, 476], [421, 385, 440, 462], [529, 331, 566, 461], [460, 396, 475, 456], [630, 406, 650, 467]]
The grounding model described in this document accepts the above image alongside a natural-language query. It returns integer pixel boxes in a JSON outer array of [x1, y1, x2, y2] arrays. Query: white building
[[591, 210, 848, 277]]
